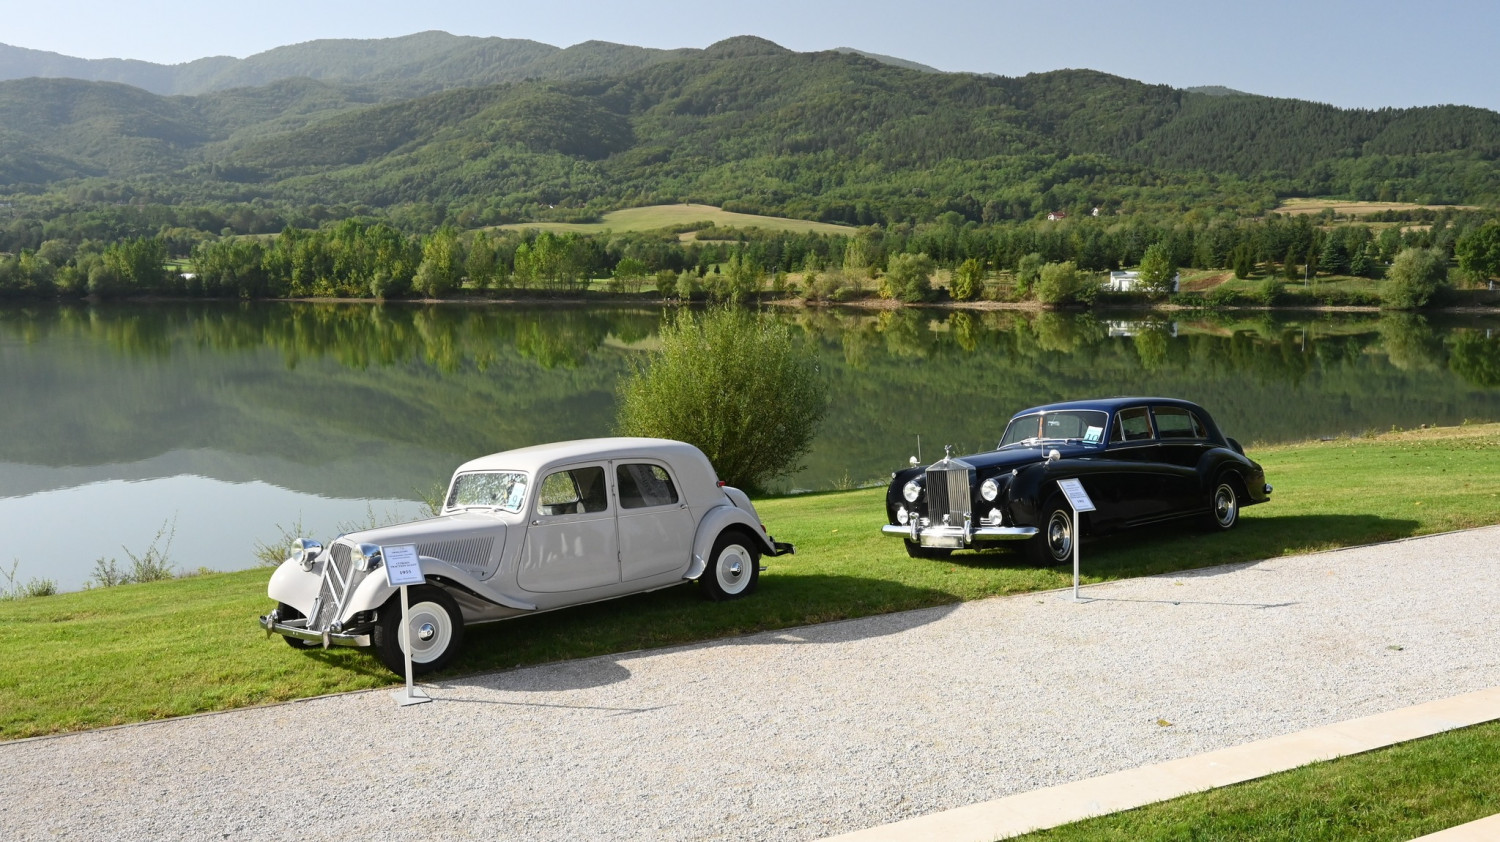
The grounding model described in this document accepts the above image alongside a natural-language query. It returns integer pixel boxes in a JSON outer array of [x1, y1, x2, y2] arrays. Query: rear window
[[1154, 407, 1207, 439]]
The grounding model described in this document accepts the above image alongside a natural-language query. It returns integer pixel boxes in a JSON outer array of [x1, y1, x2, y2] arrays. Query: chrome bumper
[[259, 613, 370, 648], [881, 523, 1038, 547]]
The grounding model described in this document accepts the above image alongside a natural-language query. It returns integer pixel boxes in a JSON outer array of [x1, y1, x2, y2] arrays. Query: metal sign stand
[[382, 544, 432, 707], [1055, 479, 1097, 603]]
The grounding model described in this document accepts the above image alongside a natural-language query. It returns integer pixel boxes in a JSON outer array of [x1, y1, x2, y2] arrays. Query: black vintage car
[[882, 397, 1271, 564]]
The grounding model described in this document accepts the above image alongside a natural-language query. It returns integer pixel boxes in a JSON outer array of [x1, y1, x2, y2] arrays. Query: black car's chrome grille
[[925, 464, 972, 526]]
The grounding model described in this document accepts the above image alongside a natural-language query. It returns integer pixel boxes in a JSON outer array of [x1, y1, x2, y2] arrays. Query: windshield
[[998, 410, 1109, 448], [446, 471, 528, 512]]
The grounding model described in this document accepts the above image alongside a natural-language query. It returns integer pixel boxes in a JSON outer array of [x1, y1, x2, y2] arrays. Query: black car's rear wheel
[[1026, 497, 1075, 566], [1207, 478, 1241, 531], [373, 585, 464, 676]]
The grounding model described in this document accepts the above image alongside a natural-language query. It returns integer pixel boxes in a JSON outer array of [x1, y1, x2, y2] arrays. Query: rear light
[[761, 522, 768, 533], [717, 480, 726, 487]]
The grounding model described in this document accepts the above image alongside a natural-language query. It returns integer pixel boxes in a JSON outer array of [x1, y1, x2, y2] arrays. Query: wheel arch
[[688, 505, 772, 579]]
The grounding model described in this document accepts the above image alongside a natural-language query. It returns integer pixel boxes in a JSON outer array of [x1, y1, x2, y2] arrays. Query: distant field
[[1274, 198, 1479, 216], [493, 204, 854, 237]]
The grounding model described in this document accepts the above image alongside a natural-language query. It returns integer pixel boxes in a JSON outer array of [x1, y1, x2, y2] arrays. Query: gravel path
[[4, 528, 1498, 841]]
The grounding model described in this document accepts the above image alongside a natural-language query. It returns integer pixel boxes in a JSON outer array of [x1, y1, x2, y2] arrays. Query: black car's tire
[[1025, 496, 1075, 566], [1206, 477, 1241, 531], [699, 530, 761, 601], [277, 602, 318, 649], [903, 540, 953, 560], [372, 585, 464, 676]]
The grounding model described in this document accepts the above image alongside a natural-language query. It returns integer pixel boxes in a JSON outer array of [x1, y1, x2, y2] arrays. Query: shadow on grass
[[429, 574, 964, 692]]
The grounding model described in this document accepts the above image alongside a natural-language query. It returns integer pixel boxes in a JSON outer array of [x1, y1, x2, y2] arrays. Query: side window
[[1153, 407, 1202, 439], [616, 463, 680, 509], [537, 466, 609, 516], [1115, 407, 1154, 442]]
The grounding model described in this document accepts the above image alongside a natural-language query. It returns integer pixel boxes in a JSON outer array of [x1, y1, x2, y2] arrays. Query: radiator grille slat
[[924, 463, 972, 526], [416, 537, 495, 575]]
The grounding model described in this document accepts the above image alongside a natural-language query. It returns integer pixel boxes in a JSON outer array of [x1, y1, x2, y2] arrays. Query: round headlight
[[902, 481, 921, 503], [980, 478, 1000, 502], [988, 507, 1003, 525], [896, 506, 909, 525]]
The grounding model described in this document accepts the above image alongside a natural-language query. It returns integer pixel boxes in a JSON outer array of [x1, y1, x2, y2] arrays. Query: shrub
[[1034, 261, 1095, 307], [879, 253, 935, 302], [1382, 247, 1449, 310], [1015, 252, 1044, 298], [950, 258, 982, 301], [617, 307, 827, 491]]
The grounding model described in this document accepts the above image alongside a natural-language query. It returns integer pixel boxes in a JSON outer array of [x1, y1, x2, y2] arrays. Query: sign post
[[381, 544, 432, 707], [1055, 479, 1096, 603]]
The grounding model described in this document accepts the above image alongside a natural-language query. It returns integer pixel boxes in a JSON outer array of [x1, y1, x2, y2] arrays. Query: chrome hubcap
[[1215, 485, 1237, 526], [1047, 512, 1072, 559], [418, 622, 436, 642]]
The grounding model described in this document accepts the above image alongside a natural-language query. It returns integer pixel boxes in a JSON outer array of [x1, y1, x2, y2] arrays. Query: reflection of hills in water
[[3, 302, 1500, 495]]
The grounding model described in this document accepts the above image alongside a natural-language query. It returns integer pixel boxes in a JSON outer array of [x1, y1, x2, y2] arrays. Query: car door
[[614, 461, 694, 582], [1101, 405, 1174, 523], [518, 463, 620, 593], [1151, 405, 1211, 514]]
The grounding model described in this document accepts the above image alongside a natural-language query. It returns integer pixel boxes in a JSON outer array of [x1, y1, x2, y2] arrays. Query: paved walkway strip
[[823, 686, 1500, 841]]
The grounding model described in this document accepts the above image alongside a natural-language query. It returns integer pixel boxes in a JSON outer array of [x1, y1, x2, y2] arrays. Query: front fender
[[342, 556, 536, 623], [687, 504, 774, 578], [267, 557, 323, 615]]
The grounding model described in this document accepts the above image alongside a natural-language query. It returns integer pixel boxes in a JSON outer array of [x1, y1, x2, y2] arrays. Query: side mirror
[[909, 456, 920, 466], [1046, 449, 1061, 464]]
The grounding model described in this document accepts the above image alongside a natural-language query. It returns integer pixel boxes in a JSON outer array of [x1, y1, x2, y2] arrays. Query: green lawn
[[3, 424, 1499, 741], [492, 203, 853, 236], [1012, 721, 1500, 841]]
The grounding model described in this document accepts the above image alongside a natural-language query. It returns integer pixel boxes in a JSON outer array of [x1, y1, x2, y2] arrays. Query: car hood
[[340, 510, 511, 548]]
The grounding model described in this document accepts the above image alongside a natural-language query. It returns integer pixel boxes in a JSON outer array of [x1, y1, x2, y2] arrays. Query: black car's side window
[[1114, 407, 1154, 442], [1153, 407, 1204, 439], [616, 463, 679, 509]]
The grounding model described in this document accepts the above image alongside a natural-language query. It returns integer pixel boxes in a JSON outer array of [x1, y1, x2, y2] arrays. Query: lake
[[4, 301, 1500, 592]]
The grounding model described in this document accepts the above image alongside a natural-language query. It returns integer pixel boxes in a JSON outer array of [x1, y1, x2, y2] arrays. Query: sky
[[1, 0, 1495, 112]]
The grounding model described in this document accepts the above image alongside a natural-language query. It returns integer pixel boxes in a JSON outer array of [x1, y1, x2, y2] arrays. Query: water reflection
[[3, 301, 1500, 589]]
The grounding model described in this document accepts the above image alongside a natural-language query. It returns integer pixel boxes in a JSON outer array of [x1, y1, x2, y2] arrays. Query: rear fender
[[688, 504, 773, 578]]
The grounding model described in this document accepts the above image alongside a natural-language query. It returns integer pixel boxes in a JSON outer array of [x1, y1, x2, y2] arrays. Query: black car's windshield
[[998, 410, 1109, 448]]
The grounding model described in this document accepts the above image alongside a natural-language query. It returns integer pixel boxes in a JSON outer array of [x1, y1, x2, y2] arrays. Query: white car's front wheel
[[700, 531, 761, 601], [373, 585, 465, 676]]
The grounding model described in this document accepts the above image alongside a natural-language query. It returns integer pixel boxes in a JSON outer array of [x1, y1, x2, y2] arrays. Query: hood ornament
[[943, 444, 955, 462]]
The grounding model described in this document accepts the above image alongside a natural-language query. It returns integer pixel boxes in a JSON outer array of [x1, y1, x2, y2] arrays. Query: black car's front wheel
[[1026, 497, 1075, 566], [1207, 478, 1241, 531], [373, 585, 464, 676]]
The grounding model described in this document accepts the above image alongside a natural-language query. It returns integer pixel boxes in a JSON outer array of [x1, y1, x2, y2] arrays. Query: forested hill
[[1, 34, 1498, 227], [0, 32, 690, 97]]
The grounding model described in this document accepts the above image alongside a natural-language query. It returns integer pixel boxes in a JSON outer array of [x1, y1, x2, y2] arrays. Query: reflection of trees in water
[[1378, 314, 1443, 372], [6, 303, 1500, 493], [1450, 330, 1500, 388]]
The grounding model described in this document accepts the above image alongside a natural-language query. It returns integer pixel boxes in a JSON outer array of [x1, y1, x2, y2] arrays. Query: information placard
[[382, 544, 425, 587], [1056, 478, 1096, 513]]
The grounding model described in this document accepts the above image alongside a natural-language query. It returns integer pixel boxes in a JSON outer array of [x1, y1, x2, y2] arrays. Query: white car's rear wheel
[[700, 531, 761, 601], [373, 585, 464, 676]]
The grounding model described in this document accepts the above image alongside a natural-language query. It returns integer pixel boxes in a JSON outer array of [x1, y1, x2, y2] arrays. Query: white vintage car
[[259, 437, 793, 675]]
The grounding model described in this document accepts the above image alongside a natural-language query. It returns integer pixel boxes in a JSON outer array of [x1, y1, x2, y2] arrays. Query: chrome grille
[[417, 537, 495, 576], [310, 542, 367, 632], [924, 460, 973, 526]]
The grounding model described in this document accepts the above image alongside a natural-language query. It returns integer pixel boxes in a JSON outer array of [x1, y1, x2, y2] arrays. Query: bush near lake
[[616, 306, 827, 491]]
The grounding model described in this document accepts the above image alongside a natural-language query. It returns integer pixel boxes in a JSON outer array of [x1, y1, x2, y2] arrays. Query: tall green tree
[[1455, 222, 1500, 284], [1136, 243, 1177, 297], [879, 252, 935, 303], [950, 257, 983, 301]]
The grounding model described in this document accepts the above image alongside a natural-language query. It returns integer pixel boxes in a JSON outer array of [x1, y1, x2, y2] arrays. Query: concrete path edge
[[822, 686, 1500, 842]]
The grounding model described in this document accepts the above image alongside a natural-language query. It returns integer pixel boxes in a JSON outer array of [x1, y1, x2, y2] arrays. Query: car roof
[[1012, 396, 1206, 417], [452, 437, 714, 477]]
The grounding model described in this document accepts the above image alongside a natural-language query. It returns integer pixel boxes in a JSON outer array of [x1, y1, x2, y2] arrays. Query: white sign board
[[1056, 478, 1096, 513], [382, 544, 425, 587]]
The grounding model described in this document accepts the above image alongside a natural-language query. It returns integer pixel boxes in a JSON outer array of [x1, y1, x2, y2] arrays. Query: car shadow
[[436, 574, 964, 693], [953, 512, 1425, 580]]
